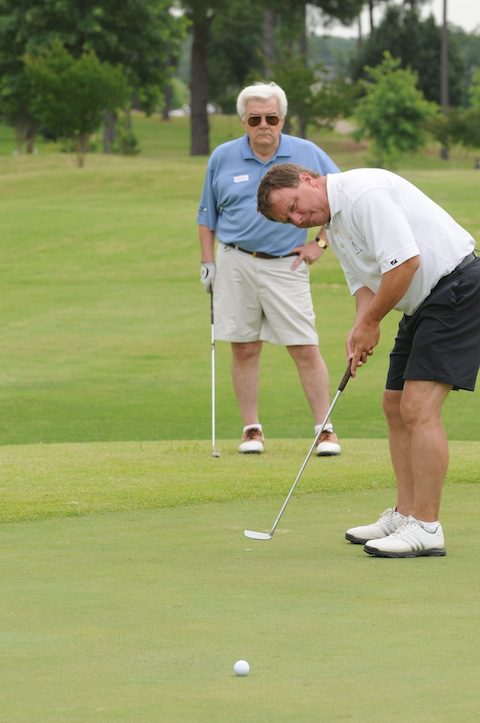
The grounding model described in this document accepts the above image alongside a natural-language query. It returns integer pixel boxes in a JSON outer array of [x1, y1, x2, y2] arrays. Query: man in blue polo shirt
[[198, 81, 341, 456]]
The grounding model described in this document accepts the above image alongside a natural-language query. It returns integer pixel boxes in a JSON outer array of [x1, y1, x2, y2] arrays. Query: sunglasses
[[247, 115, 281, 127]]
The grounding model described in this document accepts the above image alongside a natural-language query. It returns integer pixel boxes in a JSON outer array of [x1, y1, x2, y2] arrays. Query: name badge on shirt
[[233, 174, 249, 183]]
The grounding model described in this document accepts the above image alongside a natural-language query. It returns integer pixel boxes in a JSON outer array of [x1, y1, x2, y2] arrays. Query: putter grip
[[338, 365, 352, 392]]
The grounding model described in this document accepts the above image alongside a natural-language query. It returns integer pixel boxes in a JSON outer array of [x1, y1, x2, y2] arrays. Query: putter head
[[244, 529, 272, 541], [212, 451, 221, 458]]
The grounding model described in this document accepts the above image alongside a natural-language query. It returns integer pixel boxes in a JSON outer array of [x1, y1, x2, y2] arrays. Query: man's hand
[[200, 262, 216, 293], [347, 319, 379, 376], [290, 240, 326, 271]]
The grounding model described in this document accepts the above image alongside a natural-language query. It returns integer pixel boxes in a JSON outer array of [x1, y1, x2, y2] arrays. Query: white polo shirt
[[326, 169, 475, 315]]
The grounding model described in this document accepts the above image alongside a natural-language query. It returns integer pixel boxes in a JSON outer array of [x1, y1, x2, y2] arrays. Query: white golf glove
[[200, 262, 216, 293]]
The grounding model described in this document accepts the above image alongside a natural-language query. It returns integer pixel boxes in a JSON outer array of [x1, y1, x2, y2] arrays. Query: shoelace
[[391, 516, 418, 537], [244, 428, 262, 441], [319, 430, 336, 439]]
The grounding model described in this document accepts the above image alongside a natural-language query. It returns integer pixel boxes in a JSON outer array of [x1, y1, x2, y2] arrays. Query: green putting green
[[1, 482, 480, 722]]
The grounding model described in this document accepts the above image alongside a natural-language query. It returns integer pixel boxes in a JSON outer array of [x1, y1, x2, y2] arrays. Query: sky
[[323, 0, 480, 37]]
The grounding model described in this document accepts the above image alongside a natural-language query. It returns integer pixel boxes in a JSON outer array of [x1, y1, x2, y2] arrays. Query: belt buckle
[[252, 251, 257, 257]]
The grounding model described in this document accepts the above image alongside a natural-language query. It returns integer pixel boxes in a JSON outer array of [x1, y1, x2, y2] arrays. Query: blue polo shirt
[[197, 133, 339, 256]]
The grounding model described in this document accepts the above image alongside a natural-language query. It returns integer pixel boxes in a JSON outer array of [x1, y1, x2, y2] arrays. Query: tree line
[[0, 0, 479, 166]]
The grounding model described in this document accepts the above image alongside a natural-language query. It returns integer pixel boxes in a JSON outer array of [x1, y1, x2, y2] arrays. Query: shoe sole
[[239, 450, 263, 454], [363, 544, 447, 558], [345, 533, 370, 545], [316, 451, 341, 457]]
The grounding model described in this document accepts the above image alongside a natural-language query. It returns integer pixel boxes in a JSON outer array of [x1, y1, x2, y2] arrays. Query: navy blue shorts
[[386, 256, 480, 392]]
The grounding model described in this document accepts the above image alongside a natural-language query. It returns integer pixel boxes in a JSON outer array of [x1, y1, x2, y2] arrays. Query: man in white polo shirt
[[198, 82, 341, 457], [257, 163, 479, 558]]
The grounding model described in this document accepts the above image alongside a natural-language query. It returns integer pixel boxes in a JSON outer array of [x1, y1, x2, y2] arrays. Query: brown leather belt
[[229, 244, 298, 260]]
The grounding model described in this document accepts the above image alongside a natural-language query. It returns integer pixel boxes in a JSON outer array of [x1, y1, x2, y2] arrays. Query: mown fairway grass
[[1, 116, 479, 444], [0, 115, 479, 721]]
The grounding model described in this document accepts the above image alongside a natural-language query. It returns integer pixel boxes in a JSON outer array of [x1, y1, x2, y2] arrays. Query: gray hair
[[236, 82, 288, 120]]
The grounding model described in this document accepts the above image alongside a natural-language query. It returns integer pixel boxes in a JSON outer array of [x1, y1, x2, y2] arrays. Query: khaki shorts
[[213, 243, 319, 345]]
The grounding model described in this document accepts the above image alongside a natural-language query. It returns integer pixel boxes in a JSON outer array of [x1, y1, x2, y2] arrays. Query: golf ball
[[233, 659, 250, 676]]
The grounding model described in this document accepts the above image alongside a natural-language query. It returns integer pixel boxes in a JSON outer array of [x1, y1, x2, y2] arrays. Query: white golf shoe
[[364, 516, 446, 558], [345, 507, 406, 545], [239, 425, 264, 454]]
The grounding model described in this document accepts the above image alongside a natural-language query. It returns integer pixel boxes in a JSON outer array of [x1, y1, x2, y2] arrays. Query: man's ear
[[299, 171, 314, 185]]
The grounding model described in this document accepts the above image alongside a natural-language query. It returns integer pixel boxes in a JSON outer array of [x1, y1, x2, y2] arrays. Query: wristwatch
[[314, 232, 328, 250]]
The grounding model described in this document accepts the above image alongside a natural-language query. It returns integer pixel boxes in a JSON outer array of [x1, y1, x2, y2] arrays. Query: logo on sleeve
[[390, 258, 398, 266]]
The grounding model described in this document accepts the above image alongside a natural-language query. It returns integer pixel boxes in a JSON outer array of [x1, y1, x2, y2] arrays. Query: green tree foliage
[[426, 107, 480, 156], [181, 0, 364, 154], [469, 69, 480, 109], [350, 5, 465, 106], [0, 0, 185, 149], [24, 41, 130, 166], [451, 28, 480, 105], [426, 69, 480, 157], [424, 70, 480, 159], [272, 55, 357, 134], [207, 0, 264, 113], [308, 0, 365, 27], [354, 52, 437, 168]]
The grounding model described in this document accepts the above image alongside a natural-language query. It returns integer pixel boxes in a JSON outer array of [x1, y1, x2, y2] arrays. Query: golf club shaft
[[210, 292, 217, 454], [268, 364, 352, 536]]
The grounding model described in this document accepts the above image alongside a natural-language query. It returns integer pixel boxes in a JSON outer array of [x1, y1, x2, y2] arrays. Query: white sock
[[417, 519, 440, 533], [243, 424, 262, 433], [315, 422, 333, 435]]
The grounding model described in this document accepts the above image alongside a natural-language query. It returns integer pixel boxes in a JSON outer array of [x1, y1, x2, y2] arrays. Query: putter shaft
[[243, 364, 352, 540]]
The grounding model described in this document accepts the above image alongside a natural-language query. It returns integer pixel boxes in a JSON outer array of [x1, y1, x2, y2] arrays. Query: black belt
[[229, 244, 298, 260], [455, 252, 477, 272]]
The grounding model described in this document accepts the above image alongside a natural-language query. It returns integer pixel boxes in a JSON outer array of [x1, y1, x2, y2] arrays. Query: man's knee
[[399, 381, 451, 430], [287, 344, 319, 363], [383, 389, 402, 424], [231, 341, 262, 363]]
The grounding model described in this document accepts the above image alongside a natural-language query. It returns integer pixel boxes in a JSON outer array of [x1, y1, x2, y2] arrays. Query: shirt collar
[[326, 174, 340, 223], [241, 133, 292, 162]]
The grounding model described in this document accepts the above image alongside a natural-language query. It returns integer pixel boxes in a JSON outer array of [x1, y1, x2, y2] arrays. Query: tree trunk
[[162, 81, 173, 121], [357, 13, 363, 51], [76, 133, 89, 167], [263, 9, 275, 75], [15, 117, 37, 153], [440, 0, 449, 159], [190, 8, 210, 156], [368, 0, 375, 31], [297, 6, 308, 139], [103, 110, 118, 154], [162, 43, 176, 121]]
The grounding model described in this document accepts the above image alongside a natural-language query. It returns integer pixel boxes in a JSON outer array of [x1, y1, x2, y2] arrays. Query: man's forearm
[[349, 256, 420, 374], [199, 225, 216, 262]]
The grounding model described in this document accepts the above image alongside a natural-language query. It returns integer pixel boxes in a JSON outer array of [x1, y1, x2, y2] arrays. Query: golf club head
[[212, 451, 221, 458], [244, 529, 272, 541]]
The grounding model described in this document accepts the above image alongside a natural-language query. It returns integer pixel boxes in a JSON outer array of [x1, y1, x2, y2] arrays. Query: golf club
[[244, 364, 352, 540], [210, 292, 220, 458]]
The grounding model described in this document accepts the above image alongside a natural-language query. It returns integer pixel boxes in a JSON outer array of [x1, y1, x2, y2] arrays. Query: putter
[[244, 364, 352, 540], [210, 292, 220, 458]]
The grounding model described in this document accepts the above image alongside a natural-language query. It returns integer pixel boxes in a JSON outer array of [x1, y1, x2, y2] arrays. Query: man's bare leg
[[231, 341, 262, 425], [287, 344, 331, 424], [383, 381, 452, 521]]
